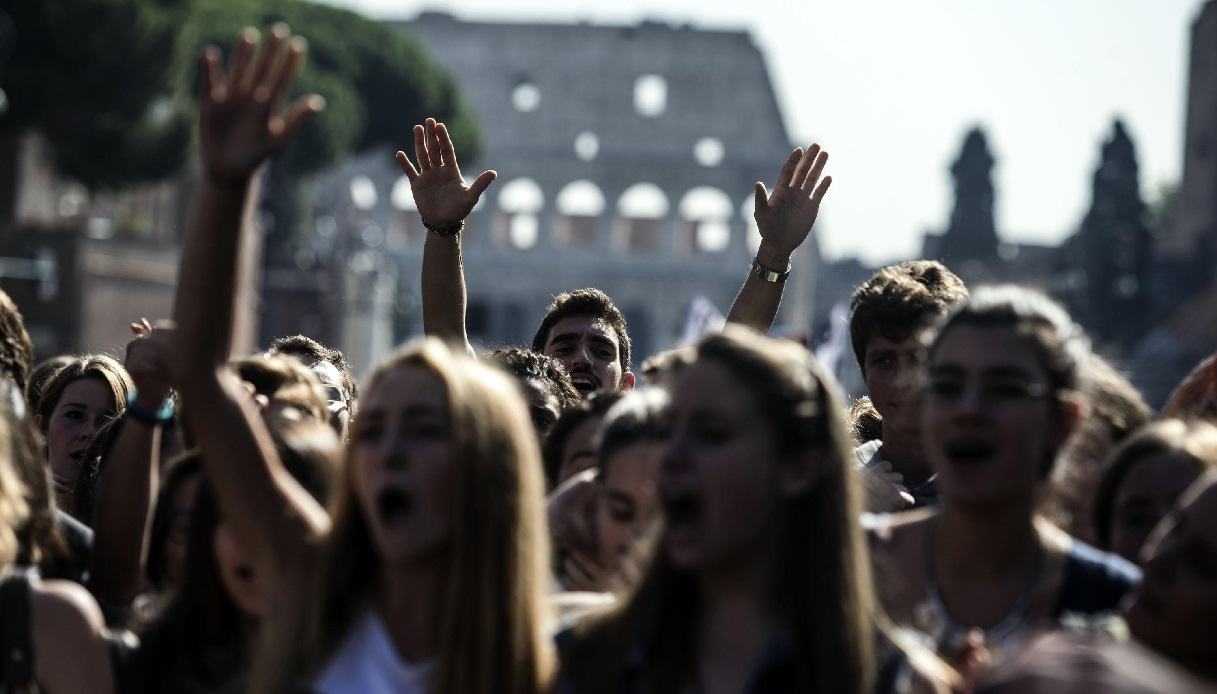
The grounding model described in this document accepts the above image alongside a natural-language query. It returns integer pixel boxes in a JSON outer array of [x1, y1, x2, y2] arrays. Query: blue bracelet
[[125, 388, 175, 424]]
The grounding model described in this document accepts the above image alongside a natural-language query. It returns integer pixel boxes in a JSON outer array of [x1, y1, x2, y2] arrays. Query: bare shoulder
[[31, 579, 106, 634], [32, 580, 114, 694]]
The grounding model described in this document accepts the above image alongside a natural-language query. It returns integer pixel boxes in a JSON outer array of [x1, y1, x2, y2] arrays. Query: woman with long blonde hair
[[169, 26, 554, 693]]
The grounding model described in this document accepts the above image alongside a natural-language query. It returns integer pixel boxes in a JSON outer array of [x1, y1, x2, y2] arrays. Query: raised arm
[[87, 322, 171, 609], [398, 118, 496, 357], [171, 26, 328, 568], [726, 144, 832, 332]]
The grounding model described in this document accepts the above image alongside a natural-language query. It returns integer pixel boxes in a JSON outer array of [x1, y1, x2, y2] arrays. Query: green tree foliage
[[175, 0, 481, 180], [0, 0, 192, 189], [1, 0, 480, 200]]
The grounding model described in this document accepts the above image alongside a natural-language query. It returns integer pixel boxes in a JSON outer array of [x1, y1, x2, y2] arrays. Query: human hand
[[396, 118, 496, 228], [198, 24, 324, 188], [548, 468, 599, 558], [752, 144, 832, 268], [562, 549, 611, 593], [861, 460, 914, 513], [125, 319, 175, 410]]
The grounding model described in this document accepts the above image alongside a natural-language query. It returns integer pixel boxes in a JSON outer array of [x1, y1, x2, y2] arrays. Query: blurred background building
[[0, 0, 1214, 404]]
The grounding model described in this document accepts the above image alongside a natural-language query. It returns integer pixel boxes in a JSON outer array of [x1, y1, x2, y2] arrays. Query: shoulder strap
[[0, 567, 35, 689]]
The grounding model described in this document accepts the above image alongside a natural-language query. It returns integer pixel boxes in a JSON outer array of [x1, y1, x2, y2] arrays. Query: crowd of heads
[[0, 24, 1214, 694]]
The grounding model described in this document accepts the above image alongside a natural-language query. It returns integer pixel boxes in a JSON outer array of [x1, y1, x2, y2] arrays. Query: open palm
[[397, 118, 496, 228], [198, 25, 322, 185], [753, 144, 832, 260]]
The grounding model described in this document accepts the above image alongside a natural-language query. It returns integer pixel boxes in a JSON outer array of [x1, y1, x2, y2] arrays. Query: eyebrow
[[928, 364, 1036, 380], [550, 331, 618, 348], [604, 489, 636, 506]]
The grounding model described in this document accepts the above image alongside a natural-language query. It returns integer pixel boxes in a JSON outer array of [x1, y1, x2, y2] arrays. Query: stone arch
[[554, 180, 607, 248], [615, 183, 670, 253], [678, 186, 733, 254], [496, 177, 545, 249]]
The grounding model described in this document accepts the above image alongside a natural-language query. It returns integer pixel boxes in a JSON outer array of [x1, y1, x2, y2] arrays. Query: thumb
[[469, 170, 498, 198], [753, 182, 768, 213]]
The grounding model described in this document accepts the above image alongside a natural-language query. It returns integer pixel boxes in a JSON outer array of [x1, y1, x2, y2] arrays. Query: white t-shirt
[[314, 610, 432, 694]]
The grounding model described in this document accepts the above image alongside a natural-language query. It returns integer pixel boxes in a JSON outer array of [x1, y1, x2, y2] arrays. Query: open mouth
[[569, 372, 599, 396], [376, 487, 415, 527], [662, 488, 703, 529], [944, 438, 996, 465]]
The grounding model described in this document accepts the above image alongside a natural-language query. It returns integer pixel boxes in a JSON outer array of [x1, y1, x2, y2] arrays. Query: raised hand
[[397, 118, 497, 228], [124, 320, 174, 411], [198, 25, 323, 187], [752, 144, 832, 267]]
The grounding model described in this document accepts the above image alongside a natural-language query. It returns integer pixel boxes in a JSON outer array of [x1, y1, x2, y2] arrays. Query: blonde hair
[[565, 327, 876, 693], [265, 338, 555, 694], [0, 380, 31, 569]]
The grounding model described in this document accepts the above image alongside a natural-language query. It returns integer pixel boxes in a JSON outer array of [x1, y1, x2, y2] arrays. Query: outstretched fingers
[[396, 151, 420, 181], [272, 95, 324, 147], [413, 124, 431, 171], [776, 148, 802, 188], [801, 148, 828, 193], [424, 117, 442, 167], [435, 122, 462, 178], [811, 175, 833, 206], [199, 47, 225, 103], [266, 35, 307, 117], [249, 24, 289, 98], [226, 28, 258, 94], [791, 143, 821, 190]]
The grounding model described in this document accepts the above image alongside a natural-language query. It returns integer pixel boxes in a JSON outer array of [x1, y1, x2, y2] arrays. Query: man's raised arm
[[726, 144, 832, 332], [398, 118, 496, 358]]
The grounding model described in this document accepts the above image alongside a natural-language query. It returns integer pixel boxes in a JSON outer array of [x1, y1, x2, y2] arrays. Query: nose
[[660, 428, 691, 476]]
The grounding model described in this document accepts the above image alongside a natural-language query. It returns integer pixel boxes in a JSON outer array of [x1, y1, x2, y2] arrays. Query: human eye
[[984, 380, 1044, 402], [868, 352, 895, 369], [609, 504, 635, 524], [927, 377, 963, 400]]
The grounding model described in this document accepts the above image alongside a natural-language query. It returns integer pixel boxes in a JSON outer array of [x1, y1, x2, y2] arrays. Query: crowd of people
[[1, 24, 1216, 693]]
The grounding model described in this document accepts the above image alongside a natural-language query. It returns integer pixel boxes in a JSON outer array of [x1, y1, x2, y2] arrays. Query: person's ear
[[779, 450, 826, 497], [621, 372, 636, 390], [1049, 394, 1086, 452]]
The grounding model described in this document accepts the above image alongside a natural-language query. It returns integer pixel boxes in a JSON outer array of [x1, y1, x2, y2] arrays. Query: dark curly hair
[[487, 347, 580, 411], [531, 289, 632, 374], [849, 260, 968, 375]]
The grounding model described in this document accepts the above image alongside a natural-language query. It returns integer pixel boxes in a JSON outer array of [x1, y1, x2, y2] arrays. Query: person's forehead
[[522, 377, 560, 411], [363, 366, 445, 411], [867, 327, 933, 353], [930, 325, 1041, 374], [60, 377, 114, 406], [309, 360, 343, 388], [547, 315, 618, 345]]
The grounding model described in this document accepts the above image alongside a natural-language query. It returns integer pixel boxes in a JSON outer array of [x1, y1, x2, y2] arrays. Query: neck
[[695, 544, 777, 669], [376, 558, 445, 663], [935, 503, 1039, 580], [878, 428, 931, 486]]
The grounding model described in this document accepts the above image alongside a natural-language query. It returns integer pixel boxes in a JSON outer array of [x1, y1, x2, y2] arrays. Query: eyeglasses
[[925, 376, 1051, 406]]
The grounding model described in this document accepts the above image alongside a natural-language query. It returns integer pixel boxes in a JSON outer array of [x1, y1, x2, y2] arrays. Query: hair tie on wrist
[[126, 389, 175, 425]]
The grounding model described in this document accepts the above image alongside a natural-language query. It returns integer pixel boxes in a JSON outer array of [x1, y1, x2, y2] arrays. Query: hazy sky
[[320, 0, 1204, 265]]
